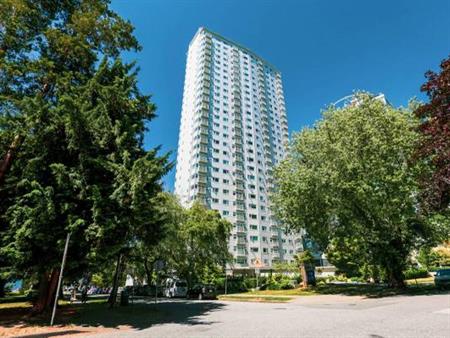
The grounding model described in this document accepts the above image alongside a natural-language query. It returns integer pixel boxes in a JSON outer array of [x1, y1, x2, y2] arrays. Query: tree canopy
[[414, 55, 450, 213], [273, 93, 441, 287], [0, 0, 170, 311], [141, 198, 233, 288]]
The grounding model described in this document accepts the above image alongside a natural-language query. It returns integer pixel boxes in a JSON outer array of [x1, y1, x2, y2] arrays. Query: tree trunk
[[382, 247, 406, 288], [46, 269, 60, 308], [143, 258, 153, 286], [300, 263, 316, 288], [108, 253, 123, 308], [0, 279, 6, 298], [387, 268, 406, 288], [0, 135, 22, 187], [32, 269, 59, 314], [300, 265, 308, 288], [32, 272, 50, 314]]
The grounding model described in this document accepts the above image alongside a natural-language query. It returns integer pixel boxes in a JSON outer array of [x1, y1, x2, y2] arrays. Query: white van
[[164, 279, 188, 298]]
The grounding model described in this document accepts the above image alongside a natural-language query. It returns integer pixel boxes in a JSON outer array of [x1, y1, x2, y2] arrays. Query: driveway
[[90, 293, 450, 338]]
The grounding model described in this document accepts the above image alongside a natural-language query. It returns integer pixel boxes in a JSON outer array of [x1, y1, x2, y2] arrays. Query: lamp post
[[225, 268, 233, 295], [50, 232, 71, 326]]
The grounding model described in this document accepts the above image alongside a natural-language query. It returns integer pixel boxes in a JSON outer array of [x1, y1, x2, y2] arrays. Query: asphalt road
[[93, 294, 450, 338]]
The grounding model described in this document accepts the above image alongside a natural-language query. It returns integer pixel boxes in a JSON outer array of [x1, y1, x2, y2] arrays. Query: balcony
[[237, 237, 247, 245], [198, 154, 208, 164], [198, 109, 209, 119], [202, 80, 210, 88], [236, 213, 246, 222], [197, 186, 207, 194], [236, 194, 245, 201], [200, 135, 208, 145], [236, 203, 245, 212], [197, 175, 207, 184], [236, 226, 247, 234]]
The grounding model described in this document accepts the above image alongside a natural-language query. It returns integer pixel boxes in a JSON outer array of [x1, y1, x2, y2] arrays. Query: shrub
[[267, 282, 281, 290], [280, 280, 294, 290], [404, 268, 429, 280]]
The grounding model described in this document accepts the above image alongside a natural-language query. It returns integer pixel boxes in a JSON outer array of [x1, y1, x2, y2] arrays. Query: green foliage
[[264, 273, 295, 290], [272, 261, 298, 273], [0, 0, 170, 305], [404, 268, 429, 280], [294, 250, 315, 266], [273, 92, 441, 287], [417, 247, 441, 270], [142, 199, 233, 287], [417, 245, 450, 270], [325, 238, 363, 277]]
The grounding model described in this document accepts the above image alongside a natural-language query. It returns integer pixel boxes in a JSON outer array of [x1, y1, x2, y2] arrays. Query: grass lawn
[[0, 301, 32, 310], [0, 293, 31, 304], [405, 276, 434, 285], [223, 279, 448, 300], [245, 288, 317, 296], [218, 294, 294, 302]]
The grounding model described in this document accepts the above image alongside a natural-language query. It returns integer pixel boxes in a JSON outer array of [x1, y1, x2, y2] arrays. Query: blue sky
[[111, 0, 450, 191]]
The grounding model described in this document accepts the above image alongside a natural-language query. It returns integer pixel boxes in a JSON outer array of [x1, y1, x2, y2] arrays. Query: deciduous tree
[[273, 93, 436, 287], [414, 56, 450, 212], [162, 200, 232, 287]]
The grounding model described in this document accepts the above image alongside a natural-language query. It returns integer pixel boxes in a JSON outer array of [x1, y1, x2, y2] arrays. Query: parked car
[[187, 284, 217, 300], [434, 268, 450, 288], [165, 279, 188, 298]]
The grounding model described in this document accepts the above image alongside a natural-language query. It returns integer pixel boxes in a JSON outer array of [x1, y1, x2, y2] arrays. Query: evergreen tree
[[0, 0, 170, 312]]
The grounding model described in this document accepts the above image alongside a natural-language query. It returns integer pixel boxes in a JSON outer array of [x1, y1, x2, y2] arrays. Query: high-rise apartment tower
[[175, 27, 303, 269]]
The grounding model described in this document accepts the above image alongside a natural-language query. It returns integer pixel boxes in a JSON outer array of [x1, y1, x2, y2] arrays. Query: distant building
[[174, 27, 303, 270], [333, 93, 389, 107]]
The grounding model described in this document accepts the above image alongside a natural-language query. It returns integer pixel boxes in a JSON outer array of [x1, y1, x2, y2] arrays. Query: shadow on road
[[15, 330, 87, 338], [72, 299, 226, 329], [0, 298, 227, 332]]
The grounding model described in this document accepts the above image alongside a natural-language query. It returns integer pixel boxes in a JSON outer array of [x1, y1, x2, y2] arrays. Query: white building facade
[[175, 27, 303, 269]]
